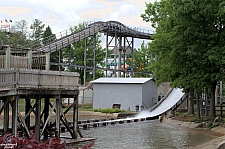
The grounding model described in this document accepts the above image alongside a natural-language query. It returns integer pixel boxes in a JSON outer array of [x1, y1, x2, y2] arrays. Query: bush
[[93, 108, 126, 113]]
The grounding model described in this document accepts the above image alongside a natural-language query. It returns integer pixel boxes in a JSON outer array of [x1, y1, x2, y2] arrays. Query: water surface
[[73, 120, 219, 149]]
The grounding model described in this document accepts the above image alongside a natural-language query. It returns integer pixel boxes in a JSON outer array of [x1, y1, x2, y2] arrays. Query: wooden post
[[25, 98, 31, 130], [55, 95, 61, 138], [35, 96, 41, 140], [12, 96, 18, 136], [3, 97, 9, 133], [5, 46, 11, 68], [27, 49, 32, 69], [45, 52, 50, 70], [44, 97, 49, 139], [72, 95, 78, 139]]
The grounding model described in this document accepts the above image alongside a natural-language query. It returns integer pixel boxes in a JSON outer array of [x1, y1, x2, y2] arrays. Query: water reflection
[[74, 120, 217, 149]]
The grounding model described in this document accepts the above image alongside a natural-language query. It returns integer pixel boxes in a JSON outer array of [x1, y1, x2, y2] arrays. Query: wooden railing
[[0, 68, 79, 90]]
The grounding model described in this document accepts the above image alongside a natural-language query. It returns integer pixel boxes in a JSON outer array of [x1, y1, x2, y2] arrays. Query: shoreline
[[161, 117, 225, 149]]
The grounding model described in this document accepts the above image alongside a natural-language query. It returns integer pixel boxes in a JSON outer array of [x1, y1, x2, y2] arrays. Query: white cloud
[[0, 6, 33, 16], [107, 2, 139, 21]]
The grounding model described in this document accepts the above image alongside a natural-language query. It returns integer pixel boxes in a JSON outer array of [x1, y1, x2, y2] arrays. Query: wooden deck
[[0, 68, 82, 141]]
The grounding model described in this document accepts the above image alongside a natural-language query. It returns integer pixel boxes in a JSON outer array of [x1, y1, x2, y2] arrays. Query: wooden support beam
[[72, 95, 78, 139], [17, 110, 30, 137], [25, 98, 31, 130], [3, 98, 9, 133], [27, 50, 32, 69], [12, 96, 18, 136], [35, 96, 41, 141], [40, 102, 56, 137], [55, 96, 61, 138], [44, 97, 49, 140], [5, 47, 11, 68]]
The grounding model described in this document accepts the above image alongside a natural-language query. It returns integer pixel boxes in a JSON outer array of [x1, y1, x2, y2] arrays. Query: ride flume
[[77, 88, 186, 130]]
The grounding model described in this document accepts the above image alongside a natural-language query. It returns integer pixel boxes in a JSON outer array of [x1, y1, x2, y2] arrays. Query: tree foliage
[[133, 41, 152, 77], [0, 20, 29, 47], [42, 26, 59, 71], [142, 0, 225, 117], [30, 19, 45, 45]]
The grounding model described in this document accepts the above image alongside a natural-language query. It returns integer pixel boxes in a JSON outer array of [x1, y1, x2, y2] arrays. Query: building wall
[[142, 80, 157, 110], [93, 83, 143, 111]]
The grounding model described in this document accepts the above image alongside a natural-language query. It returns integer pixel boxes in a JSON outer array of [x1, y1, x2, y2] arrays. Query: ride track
[[28, 21, 153, 53]]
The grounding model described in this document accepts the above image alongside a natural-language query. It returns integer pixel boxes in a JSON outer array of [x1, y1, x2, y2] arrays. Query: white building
[[91, 77, 157, 112]]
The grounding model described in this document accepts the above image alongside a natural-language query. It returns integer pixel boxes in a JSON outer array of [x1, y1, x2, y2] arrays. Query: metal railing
[[22, 21, 154, 52]]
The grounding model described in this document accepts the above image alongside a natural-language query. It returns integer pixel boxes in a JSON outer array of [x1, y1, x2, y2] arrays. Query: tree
[[0, 20, 29, 47], [133, 41, 152, 77], [42, 25, 58, 71], [62, 22, 105, 84], [142, 0, 225, 117], [30, 19, 45, 47]]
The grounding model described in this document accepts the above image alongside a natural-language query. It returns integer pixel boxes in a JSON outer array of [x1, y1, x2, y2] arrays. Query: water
[[72, 120, 219, 149]]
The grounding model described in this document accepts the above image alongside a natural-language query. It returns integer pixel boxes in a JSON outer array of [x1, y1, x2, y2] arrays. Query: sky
[[0, 0, 155, 47]]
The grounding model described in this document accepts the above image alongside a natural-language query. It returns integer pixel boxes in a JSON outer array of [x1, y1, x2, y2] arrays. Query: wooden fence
[[0, 68, 79, 90], [0, 54, 28, 68]]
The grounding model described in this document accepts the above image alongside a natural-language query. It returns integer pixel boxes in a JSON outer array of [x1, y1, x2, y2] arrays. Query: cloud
[[0, 6, 32, 16], [79, 7, 116, 20], [45, 12, 60, 24], [106, 2, 139, 20], [121, 14, 152, 28]]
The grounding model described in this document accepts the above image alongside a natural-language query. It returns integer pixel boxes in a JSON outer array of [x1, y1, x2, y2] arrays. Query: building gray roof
[[91, 77, 153, 84]]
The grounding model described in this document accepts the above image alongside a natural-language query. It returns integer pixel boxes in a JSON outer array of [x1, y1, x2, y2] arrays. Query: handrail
[[0, 68, 79, 90]]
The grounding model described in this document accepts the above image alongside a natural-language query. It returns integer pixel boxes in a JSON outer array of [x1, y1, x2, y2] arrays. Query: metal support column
[[84, 38, 87, 86], [105, 33, 108, 77], [118, 36, 122, 77], [114, 33, 117, 77], [123, 37, 126, 77], [25, 98, 31, 130], [58, 48, 61, 71], [12, 96, 18, 136], [44, 97, 49, 139], [35, 96, 41, 140], [55, 96, 61, 138], [68, 45, 71, 72], [93, 34, 96, 80], [131, 37, 134, 77], [72, 95, 78, 139]]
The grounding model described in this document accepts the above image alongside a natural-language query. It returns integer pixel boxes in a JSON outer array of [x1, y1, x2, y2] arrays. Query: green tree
[[133, 41, 152, 77], [42, 25, 59, 71], [30, 19, 45, 47], [142, 0, 225, 117], [0, 20, 29, 47]]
